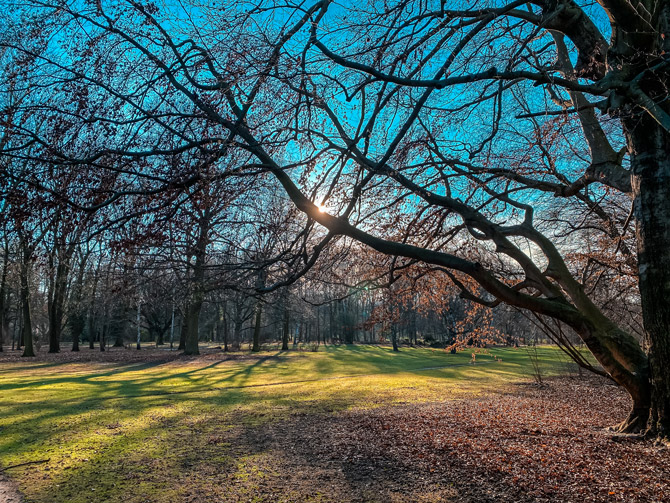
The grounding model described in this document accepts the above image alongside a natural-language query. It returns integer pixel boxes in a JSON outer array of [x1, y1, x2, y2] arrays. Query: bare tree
[[2, 0, 669, 438]]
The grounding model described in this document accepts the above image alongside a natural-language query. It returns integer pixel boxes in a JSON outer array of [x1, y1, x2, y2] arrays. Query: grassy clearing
[[0, 345, 575, 502]]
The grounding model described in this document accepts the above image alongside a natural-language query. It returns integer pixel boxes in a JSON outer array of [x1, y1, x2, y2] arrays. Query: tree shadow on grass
[[0, 346, 565, 502]]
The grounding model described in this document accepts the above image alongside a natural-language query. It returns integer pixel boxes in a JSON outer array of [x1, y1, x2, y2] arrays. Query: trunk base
[[611, 407, 649, 434], [644, 416, 670, 445]]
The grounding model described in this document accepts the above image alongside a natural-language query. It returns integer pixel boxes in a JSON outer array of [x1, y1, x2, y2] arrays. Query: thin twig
[[3, 459, 50, 470]]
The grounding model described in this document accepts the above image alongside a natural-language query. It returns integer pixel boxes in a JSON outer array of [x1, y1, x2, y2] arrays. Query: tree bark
[[220, 302, 229, 352], [178, 311, 187, 351], [282, 297, 290, 351], [88, 313, 95, 350], [19, 239, 34, 357], [182, 207, 212, 356], [233, 317, 243, 351], [628, 118, 670, 439], [251, 298, 262, 352], [48, 261, 69, 353], [0, 238, 9, 352], [99, 327, 106, 352], [70, 312, 84, 352], [183, 299, 202, 355]]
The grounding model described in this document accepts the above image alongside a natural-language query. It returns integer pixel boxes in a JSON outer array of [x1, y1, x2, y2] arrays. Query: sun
[[315, 203, 327, 213]]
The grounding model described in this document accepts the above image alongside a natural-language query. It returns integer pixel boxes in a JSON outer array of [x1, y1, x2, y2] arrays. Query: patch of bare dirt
[[0, 472, 23, 503]]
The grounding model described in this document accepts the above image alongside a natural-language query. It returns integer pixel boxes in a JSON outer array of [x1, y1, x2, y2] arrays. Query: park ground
[[0, 345, 668, 503]]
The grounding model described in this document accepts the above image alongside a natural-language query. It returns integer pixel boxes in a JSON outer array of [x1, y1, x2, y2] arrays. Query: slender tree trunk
[[88, 312, 95, 350], [99, 327, 106, 352], [169, 301, 175, 350], [251, 298, 262, 352], [87, 272, 99, 350], [282, 297, 290, 351], [12, 311, 19, 351], [19, 240, 34, 357], [70, 313, 84, 352], [17, 303, 24, 350], [233, 317, 242, 351], [0, 284, 5, 353], [136, 301, 141, 350], [0, 239, 8, 352], [178, 309, 187, 351], [221, 302, 229, 352]]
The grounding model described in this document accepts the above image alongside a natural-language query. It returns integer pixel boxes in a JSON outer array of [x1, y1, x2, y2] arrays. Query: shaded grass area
[[0, 345, 575, 502]]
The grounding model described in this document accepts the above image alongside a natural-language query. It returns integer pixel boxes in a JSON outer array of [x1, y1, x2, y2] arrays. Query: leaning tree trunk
[[629, 118, 670, 439]]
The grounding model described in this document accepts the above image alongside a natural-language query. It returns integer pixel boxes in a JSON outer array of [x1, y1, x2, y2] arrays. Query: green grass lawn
[[0, 345, 578, 502]]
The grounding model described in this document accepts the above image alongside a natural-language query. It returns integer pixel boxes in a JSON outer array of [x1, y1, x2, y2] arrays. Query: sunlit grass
[[0, 345, 577, 502]]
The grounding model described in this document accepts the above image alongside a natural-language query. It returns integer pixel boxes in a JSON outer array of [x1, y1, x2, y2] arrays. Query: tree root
[[609, 408, 649, 435]]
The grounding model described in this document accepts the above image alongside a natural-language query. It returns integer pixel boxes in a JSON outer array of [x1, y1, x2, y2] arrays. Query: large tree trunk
[[565, 305, 651, 434], [48, 261, 69, 353], [629, 119, 670, 439], [183, 299, 202, 355], [182, 207, 212, 356]]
